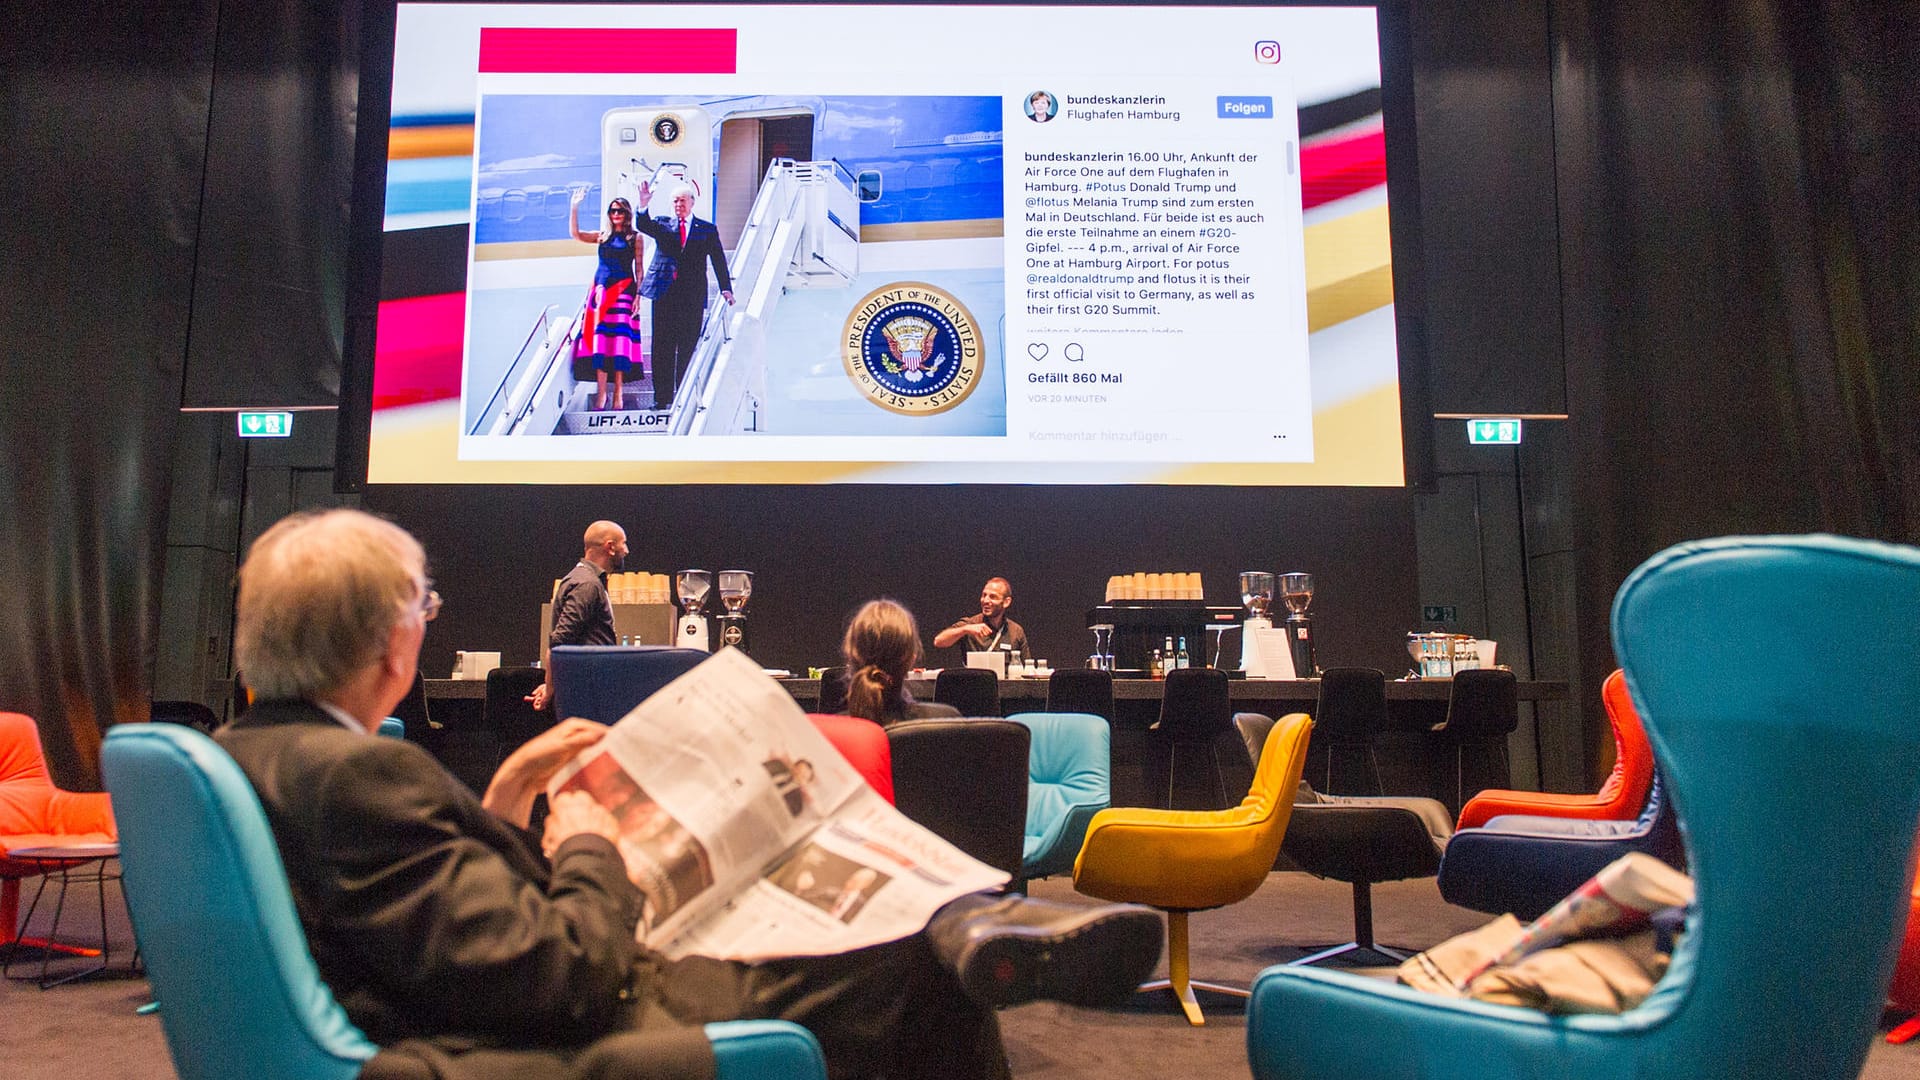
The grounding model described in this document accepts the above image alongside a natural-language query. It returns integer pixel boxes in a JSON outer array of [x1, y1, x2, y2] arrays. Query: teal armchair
[[1246, 534, 1920, 1080], [1007, 711, 1110, 882], [102, 723, 825, 1080]]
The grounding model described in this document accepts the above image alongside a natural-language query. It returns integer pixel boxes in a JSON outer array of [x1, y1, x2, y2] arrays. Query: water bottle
[[1176, 636, 1190, 670]]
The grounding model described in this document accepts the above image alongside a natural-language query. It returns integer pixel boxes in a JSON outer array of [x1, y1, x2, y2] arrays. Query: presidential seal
[[650, 114, 684, 147], [841, 283, 983, 416]]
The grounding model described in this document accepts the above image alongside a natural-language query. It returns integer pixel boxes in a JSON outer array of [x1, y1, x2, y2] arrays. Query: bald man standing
[[528, 520, 629, 711]]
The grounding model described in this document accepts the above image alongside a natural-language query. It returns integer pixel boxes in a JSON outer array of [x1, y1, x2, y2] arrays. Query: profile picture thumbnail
[[1024, 89, 1057, 123]]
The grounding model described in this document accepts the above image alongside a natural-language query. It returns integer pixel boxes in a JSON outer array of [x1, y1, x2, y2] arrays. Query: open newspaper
[[1451, 851, 1694, 990], [545, 647, 1007, 962]]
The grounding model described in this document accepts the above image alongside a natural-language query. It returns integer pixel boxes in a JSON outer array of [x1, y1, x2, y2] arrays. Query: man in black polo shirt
[[527, 519, 628, 711], [933, 577, 1029, 657]]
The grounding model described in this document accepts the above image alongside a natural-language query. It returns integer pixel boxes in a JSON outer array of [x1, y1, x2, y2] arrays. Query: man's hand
[[544, 790, 621, 858], [637, 180, 651, 207], [481, 718, 609, 827], [966, 621, 993, 641], [721, 290, 734, 305], [525, 682, 551, 711], [504, 718, 608, 787]]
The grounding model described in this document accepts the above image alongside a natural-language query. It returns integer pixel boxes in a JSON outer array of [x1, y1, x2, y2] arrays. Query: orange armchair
[[1887, 831, 1920, 1043], [1454, 669, 1653, 830], [806, 713, 894, 805], [0, 712, 117, 950]]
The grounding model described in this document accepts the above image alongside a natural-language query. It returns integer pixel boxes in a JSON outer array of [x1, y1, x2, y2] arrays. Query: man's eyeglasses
[[419, 588, 443, 622]]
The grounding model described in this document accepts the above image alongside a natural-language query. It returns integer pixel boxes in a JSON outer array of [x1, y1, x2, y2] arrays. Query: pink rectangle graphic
[[477, 28, 737, 74], [373, 293, 464, 410]]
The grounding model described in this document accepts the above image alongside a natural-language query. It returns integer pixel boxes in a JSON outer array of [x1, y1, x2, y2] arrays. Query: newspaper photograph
[[547, 647, 1007, 961]]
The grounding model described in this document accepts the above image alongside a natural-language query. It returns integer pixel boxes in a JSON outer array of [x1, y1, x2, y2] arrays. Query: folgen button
[[1216, 96, 1274, 119]]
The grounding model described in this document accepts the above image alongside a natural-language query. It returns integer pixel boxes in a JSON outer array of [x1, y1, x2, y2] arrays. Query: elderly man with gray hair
[[215, 508, 1160, 1080], [634, 179, 733, 411]]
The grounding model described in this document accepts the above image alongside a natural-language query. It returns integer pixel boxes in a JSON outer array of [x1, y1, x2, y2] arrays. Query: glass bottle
[[1176, 636, 1190, 669]]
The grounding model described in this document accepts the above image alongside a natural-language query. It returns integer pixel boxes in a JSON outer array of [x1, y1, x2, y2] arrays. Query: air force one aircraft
[[464, 94, 1006, 440]]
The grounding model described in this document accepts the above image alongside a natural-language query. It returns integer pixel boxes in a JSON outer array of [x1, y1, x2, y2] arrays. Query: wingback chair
[[101, 722, 826, 1080], [1247, 534, 1920, 1080]]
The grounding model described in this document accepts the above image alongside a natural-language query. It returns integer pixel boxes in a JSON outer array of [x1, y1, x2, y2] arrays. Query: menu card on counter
[[1249, 627, 1297, 680]]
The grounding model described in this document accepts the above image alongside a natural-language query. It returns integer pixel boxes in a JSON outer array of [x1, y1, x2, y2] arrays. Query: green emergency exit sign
[[237, 411, 294, 438], [1467, 418, 1522, 445]]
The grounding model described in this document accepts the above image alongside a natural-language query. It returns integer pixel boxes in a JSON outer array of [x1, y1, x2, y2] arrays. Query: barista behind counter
[[933, 577, 1030, 657]]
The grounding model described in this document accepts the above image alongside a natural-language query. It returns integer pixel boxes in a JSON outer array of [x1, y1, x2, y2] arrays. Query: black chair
[[1046, 668, 1114, 722], [933, 667, 1000, 718], [1312, 667, 1389, 795], [1431, 668, 1519, 812], [389, 668, 433, 733], [1144, 667, 1244, 810], [149, 700, 219, 733], [815, 666, 848, 715], [484, 666, 550, 755], [886, 718, 1030, 877], [1234, 712, 1453, 966]]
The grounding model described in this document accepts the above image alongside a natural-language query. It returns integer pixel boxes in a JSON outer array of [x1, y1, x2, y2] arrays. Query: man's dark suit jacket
[[634, 215, 732, 307], [216, 699, 714, 1080]]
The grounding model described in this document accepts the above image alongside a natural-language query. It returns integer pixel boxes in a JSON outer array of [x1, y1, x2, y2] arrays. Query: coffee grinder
[[716, 570, 754, 654], [1279, 571, 1316, 678], [1238, 571, 1275, 677], [675, 570, 712, 652]]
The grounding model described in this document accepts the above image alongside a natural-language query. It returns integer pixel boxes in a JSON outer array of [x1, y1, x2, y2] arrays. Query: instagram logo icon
[[1253, 40, 1280, 63]]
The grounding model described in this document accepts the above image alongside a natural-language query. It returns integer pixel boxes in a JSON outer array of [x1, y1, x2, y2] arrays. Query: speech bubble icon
[[1064, 342, 1085, 362], [1027, 342, 1049, 361]]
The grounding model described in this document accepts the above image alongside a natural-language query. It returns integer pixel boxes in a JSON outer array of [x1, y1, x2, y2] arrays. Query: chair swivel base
[[1137, 910, 1250, 1026], [1285, 880, 1413, 968], [1288, 941, 1413, 967], [1136, 976, 1249, 1027]]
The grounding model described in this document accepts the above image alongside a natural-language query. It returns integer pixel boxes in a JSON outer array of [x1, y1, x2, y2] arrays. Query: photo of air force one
[[462, 93, 1005, 439]]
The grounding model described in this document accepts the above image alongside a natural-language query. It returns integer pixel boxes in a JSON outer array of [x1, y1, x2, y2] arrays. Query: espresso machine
[[675, 570, 712, 652], [716, 570, 753, 654], [1280, 571, 1316, 678]]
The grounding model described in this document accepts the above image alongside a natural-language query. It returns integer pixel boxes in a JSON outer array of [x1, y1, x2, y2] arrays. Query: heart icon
[[1027, 342, 1049, 361]]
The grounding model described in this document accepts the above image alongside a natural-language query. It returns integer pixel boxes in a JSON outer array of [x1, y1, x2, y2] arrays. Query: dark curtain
[[0, 1, 218, 784], [181, 1, 364, 407], [1554, 1, 1920, 749]]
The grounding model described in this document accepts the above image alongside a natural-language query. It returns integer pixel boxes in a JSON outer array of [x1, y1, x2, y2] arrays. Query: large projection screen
[[339, 1, 1422, 486]]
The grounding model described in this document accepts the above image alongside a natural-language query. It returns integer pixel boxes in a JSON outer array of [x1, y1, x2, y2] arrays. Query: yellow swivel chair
[[1073, 713, 1313, 1025]]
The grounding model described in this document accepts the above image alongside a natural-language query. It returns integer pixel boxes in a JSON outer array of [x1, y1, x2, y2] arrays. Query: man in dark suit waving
[[635, 181, 733, 411]]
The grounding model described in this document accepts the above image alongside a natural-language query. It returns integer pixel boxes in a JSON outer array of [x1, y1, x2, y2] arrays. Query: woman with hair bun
[[839, 599, 960, 725]]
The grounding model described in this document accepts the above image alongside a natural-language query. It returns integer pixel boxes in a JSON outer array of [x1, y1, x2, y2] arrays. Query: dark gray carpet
[[2, 868, 1915, 1079]]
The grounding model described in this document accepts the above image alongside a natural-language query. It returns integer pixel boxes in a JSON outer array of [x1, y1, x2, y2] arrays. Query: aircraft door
[[600, 106, 717, 283]]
